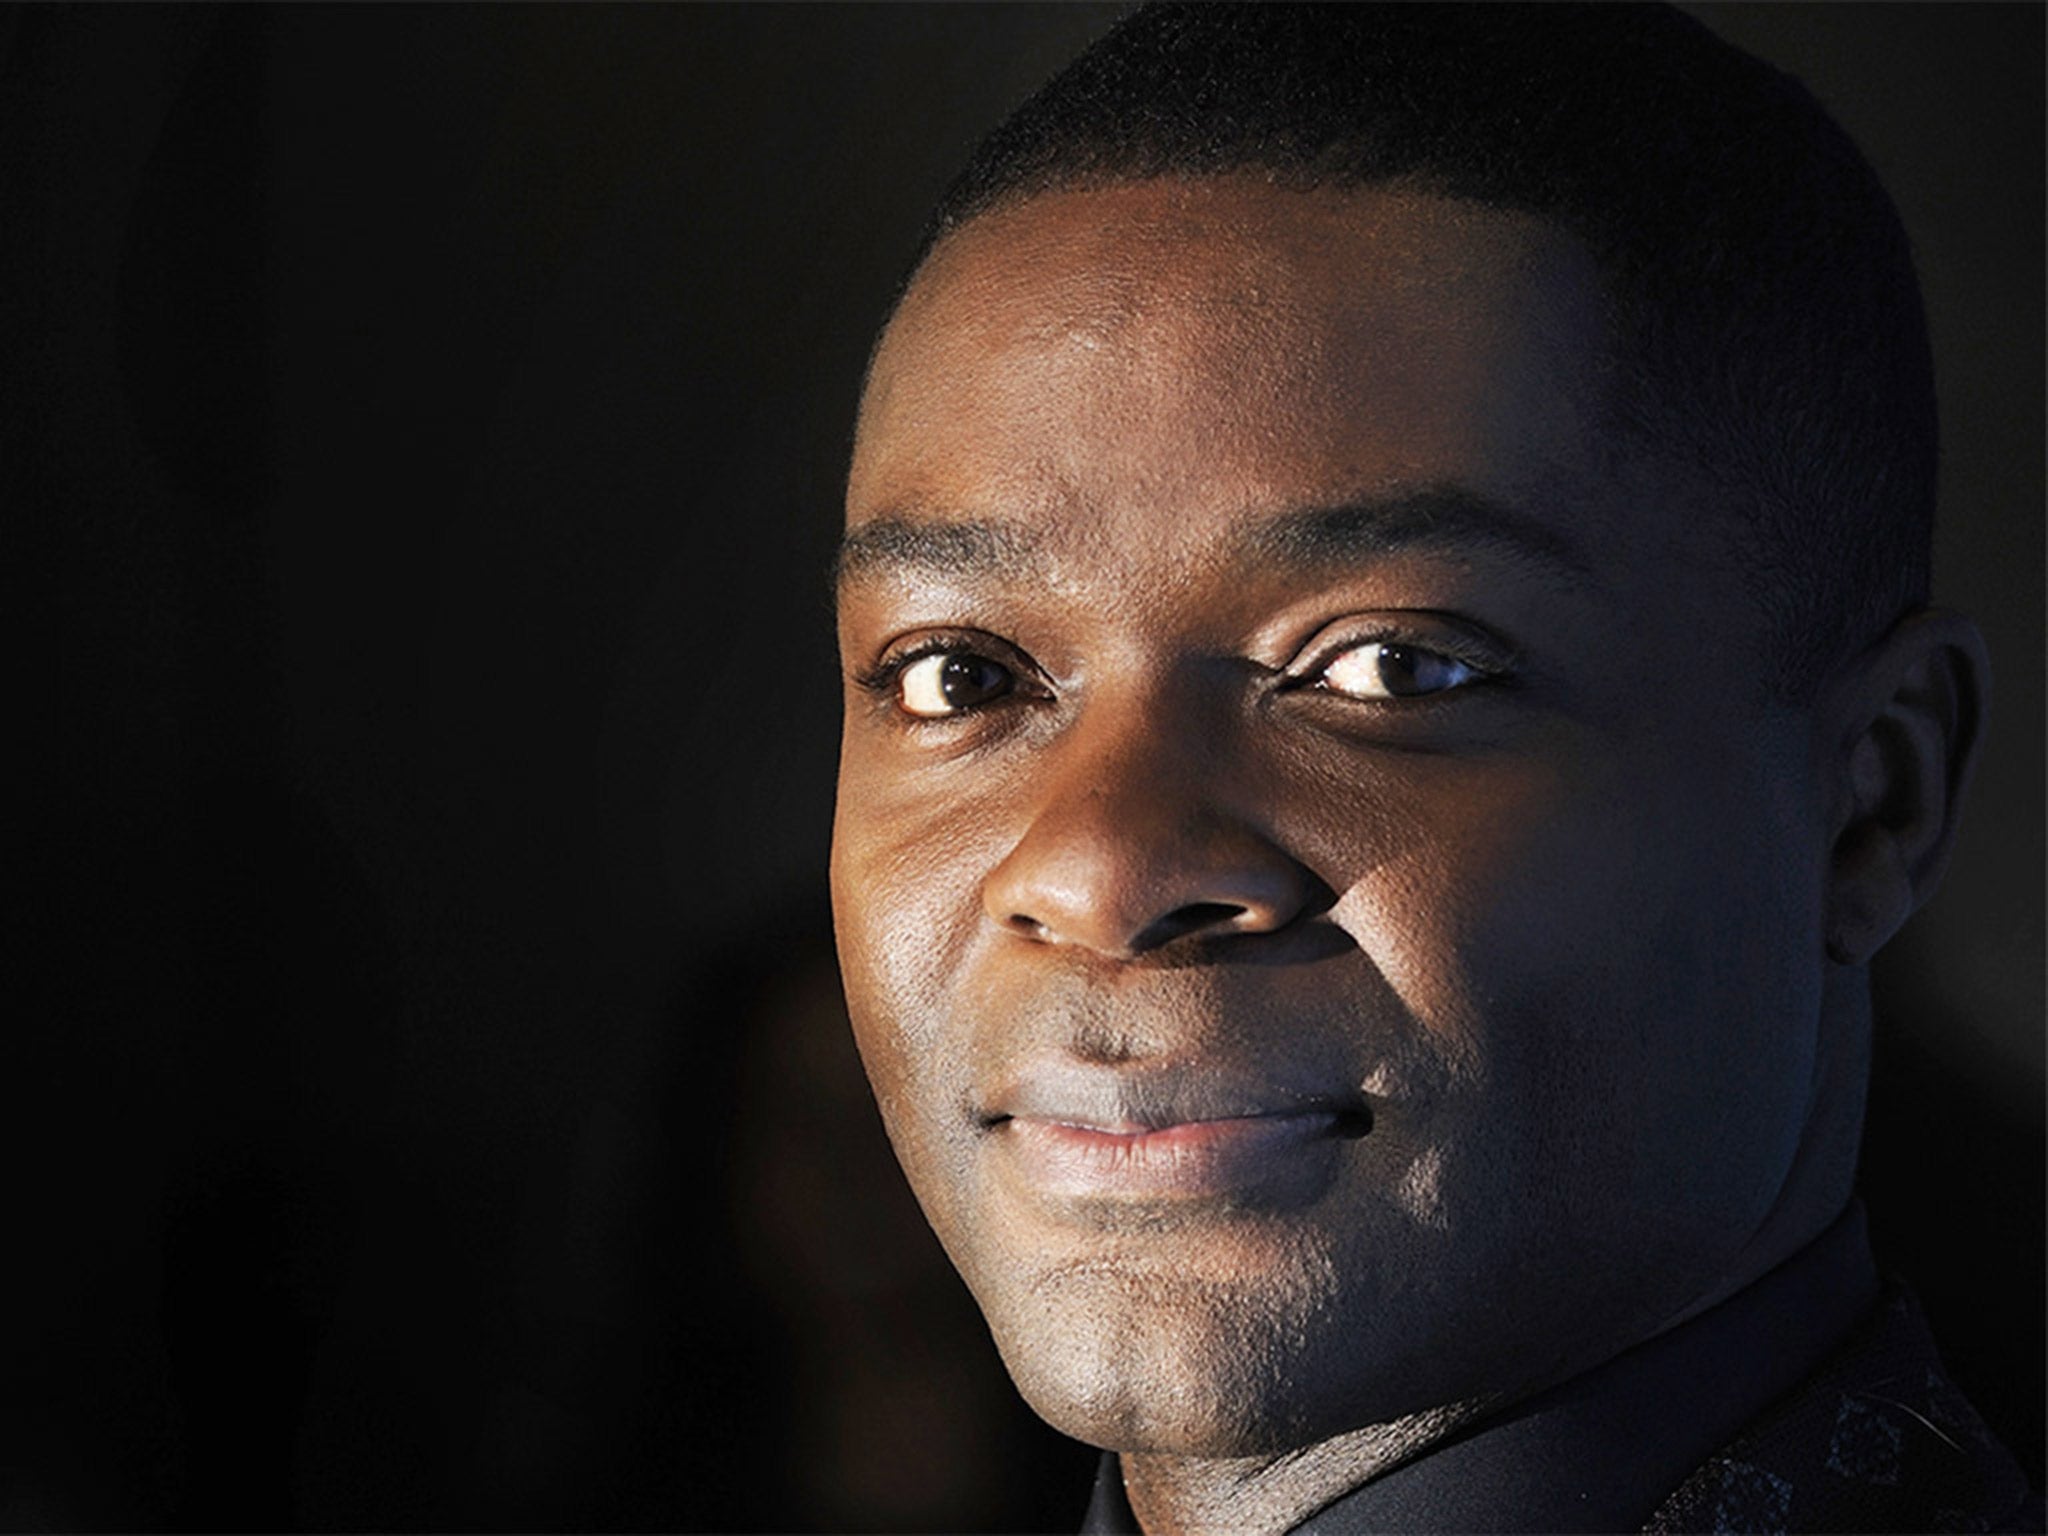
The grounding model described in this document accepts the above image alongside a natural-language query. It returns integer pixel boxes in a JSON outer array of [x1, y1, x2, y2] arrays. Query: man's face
[[831, 179, 1834, 1456]]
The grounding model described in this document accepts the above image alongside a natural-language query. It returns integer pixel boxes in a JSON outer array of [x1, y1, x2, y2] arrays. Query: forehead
[[850, 177, 1633, 562]]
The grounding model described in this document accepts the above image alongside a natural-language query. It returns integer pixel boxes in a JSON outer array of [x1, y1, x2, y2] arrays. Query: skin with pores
[[830, 177, 1982, 1536]]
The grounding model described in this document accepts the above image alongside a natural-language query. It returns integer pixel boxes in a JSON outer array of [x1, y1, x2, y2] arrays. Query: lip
[[996, 1110, 1354, 1201], [981, 1061, 1371, 1205]]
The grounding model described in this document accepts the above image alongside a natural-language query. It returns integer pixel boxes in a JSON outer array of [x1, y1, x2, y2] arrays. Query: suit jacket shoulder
[[1642, 1287, 2039, 1533]]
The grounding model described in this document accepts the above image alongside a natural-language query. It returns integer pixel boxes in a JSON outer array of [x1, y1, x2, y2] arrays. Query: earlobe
[[1823, 609, 1991, 966]]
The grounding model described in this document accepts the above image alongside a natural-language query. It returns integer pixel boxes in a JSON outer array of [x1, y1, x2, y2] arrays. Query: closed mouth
[[987, 1102, 1371, 1204]]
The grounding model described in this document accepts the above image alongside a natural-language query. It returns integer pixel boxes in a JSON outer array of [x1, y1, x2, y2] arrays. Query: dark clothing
[[1081, 1206, 2039, 1533]]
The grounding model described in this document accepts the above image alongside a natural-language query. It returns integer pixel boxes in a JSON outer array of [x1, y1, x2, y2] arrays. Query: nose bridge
[[981, 677, 1317, 955]]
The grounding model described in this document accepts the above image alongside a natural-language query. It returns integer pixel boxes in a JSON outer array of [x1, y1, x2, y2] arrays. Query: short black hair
[[910, 2, 1934, 696]]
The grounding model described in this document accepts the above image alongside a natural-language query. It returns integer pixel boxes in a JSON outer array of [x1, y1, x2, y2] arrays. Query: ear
[[1822, 608, 1991, 966]]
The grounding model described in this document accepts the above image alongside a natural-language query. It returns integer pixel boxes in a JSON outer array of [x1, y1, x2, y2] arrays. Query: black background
[[11, 4, 2042, 1530]]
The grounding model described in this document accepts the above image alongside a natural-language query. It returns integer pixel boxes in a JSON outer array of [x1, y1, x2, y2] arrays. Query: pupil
[[939, 655, 1005, 707], [1377, 644, 1424, 695]]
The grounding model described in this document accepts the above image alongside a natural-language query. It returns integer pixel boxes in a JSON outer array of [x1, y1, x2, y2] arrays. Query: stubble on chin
[[976, 1223, 1350, 1457]]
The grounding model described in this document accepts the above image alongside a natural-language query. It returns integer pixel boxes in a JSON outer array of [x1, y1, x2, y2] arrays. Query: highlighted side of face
[[832, 178, 1839, 1457]]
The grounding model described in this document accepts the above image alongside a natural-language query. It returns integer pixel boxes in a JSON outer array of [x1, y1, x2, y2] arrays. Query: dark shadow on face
[[832, 178, 1861, 1459]]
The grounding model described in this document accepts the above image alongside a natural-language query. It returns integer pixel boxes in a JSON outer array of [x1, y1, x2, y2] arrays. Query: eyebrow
[[1245, 488, 1600, 587], [834, 486, 1597, 591], [833, 515, 1044, 587]]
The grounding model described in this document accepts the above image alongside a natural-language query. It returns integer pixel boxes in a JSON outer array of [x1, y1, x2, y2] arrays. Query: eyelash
[[850, 621, 1512, 720], [850, 634, 1038, 706], [1283, 623, 1509, 696]]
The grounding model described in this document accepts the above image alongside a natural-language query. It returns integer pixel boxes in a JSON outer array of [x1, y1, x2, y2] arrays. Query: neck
[[1121, 1399, 1504, 1536]]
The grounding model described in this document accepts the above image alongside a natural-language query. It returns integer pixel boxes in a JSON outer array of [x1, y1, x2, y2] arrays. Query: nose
[[980, 706, 1325, 957]]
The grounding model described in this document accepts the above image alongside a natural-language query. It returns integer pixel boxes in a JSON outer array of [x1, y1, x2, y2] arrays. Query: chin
[[1001, 1335, 1313, 1458], [976, 1256, 1385, 1457]]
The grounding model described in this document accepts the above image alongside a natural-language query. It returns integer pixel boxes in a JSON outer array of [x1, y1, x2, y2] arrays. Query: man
[[829, 6, 2036, 1531]]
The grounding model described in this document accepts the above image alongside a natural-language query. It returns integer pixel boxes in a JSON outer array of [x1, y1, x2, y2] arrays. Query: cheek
[[1319, 739, 1822, 1226], [830, 759, 1013, 1224]]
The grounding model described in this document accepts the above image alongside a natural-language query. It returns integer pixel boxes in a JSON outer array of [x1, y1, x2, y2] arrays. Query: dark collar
[[1081, 1204, 1879, 1534]]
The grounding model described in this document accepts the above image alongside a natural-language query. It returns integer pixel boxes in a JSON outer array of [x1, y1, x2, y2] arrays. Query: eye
[[896, 651, 1017, 717], [1319, 640, 1479, 700]]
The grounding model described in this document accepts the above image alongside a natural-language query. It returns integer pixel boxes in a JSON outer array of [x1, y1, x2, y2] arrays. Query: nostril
[[1005, 913, 1051, 941], [1130, 901, 1248, 952]]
